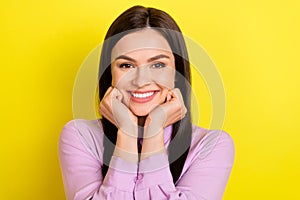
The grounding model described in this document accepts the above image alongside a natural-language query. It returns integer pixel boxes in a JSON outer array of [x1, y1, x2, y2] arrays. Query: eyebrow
[[114, 54, 170, 63]]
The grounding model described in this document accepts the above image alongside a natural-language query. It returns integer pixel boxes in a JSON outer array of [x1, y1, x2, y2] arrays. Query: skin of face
[[111, 28, 176, 116]]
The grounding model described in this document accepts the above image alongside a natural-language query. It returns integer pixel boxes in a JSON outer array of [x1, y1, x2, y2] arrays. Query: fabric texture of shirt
[[58, 119, 235, 200]]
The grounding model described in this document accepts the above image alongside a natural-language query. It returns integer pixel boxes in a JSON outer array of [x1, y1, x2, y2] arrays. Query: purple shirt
[[58, 119, 234, 200]]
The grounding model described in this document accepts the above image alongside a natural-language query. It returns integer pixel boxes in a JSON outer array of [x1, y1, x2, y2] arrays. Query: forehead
[[111, 28, 172, 60]]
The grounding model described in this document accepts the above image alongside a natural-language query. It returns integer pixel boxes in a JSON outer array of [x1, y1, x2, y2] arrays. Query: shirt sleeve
[[58, 120, 138, 200], [134, 130, 235, 200]]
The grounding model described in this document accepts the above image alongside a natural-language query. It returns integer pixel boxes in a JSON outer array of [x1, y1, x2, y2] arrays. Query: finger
[[171, 88, 184, 101], [110, 87, 123, 101], [103, 86, 114, 98], [166, 89, 181, 105], [166, 91, 172, 101], [171, 89, 187, 112], [170, 89, 187, 116], [99, 105, 117, 126], [99, 102, 112, 118], [114, 88, 124, 101]]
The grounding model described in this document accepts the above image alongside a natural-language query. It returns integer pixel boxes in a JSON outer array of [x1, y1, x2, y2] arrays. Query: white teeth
[[132, 92, 154, 98]]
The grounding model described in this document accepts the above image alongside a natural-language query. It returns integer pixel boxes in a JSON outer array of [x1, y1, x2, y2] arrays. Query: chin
[[130, 108, 150, 117], [129, 105, 156, 117]]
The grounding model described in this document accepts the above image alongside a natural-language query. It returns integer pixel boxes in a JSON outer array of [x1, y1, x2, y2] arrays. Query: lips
[[129, 90, 159, 103]]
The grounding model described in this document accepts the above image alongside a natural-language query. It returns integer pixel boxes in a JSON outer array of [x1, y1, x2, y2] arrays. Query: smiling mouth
[[129, 90, 159, 103], [132, 91, 155, 98]]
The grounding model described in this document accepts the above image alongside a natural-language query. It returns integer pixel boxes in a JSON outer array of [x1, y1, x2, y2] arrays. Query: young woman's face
[[111, 28, 176, 116]]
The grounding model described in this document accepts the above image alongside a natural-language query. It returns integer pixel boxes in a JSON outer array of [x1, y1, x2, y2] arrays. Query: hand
[[99, 86, 138, 137], [144, 88, 187, 138]]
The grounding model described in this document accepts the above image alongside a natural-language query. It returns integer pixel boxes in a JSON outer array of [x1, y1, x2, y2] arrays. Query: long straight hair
[[99, 5, 192, 183]]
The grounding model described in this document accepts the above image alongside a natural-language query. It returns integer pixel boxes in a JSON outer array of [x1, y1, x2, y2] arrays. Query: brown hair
[[99, 5, 192, 183]]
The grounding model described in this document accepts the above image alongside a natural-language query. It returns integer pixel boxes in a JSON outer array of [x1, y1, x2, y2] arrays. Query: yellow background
[[1, 0, 299, 199]]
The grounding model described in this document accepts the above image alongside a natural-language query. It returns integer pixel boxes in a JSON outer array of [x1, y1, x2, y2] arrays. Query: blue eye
[[119, 63, 134, 68], [152, 62, 166, 68]]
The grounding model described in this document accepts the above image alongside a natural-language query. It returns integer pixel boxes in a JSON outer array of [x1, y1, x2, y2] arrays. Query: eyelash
[[118, 62, 166, 69], [119, 63, 134, 68], [152, 62, 166, 68]]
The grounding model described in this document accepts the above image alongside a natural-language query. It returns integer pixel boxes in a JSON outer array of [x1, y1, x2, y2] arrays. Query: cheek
[[111, 69, 119, 86], [111, 69, 132, 106], [155, 77, 175, 89], [111, 67, 137, 88], [111, 68, 126, 88], [112, 75, 130, 104], [152, 69, 175, 89]]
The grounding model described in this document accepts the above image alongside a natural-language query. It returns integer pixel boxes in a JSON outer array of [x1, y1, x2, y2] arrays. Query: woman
[[59, 5, 234, 200]]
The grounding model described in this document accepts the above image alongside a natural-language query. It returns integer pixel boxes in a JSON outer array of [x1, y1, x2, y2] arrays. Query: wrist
[[119, 123, 138, 138], [114, 129, 138, 163], [140, 129, 165, 160], [144, 123, 163, 139]]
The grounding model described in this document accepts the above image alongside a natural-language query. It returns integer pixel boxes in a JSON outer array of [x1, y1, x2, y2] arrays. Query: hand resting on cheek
[[144, 88, 187, 138], [99, 86, 138, 137]]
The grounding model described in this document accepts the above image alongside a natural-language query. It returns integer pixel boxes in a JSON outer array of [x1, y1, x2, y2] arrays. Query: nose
[[131, 65, 152, 87]]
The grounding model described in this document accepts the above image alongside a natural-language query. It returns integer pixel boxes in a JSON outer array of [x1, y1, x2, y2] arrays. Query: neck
[[137, 116, 147, 127], [137, 116, 147, 139]]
